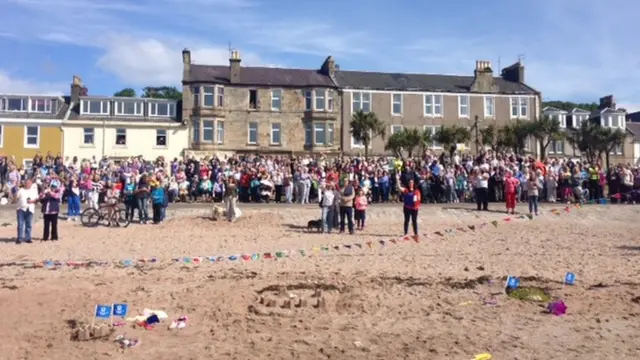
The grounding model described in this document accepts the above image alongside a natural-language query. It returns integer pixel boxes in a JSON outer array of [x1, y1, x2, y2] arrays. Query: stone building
[[181, 49, 340, 157]]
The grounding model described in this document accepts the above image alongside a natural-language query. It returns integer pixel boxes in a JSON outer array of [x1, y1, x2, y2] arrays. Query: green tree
[[350, 110, 386, 159], [542, 100, 599, 112], [595, 127, 627, 170], [384, 127, 425, 158], [142, 86, 182, 101], [479, 124, 500, 152], [432, 125, 471, 162], [566, 121, 600, 164], [498, 120, 534, 156], [113, 88, 136, 97], [385, 132, 406, 158], [530, 115, 564, 160]]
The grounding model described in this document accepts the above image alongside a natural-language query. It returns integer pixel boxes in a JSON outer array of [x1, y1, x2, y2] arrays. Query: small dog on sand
[[307, 219, 322, 232], [211, 205, 226, 221]]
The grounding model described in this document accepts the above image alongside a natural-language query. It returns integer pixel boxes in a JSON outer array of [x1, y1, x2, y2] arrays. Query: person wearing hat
[[40, 180, 62, 241]]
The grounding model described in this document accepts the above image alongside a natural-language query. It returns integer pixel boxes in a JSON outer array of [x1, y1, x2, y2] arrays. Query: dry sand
[[0, 204, 639, 360]]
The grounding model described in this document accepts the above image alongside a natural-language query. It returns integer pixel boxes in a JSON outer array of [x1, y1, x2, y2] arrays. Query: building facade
[[336, 60, 541, 155], [0, 94, 65, 166], [62, 76, 189, 161], [181, 50, 340, 157]]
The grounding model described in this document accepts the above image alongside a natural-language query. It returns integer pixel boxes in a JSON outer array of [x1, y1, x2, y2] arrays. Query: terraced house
[[62, 76, 189, 161], [181, 49, 340, 157], [0, 94, 66, 166], [336, 60, 541, 155]]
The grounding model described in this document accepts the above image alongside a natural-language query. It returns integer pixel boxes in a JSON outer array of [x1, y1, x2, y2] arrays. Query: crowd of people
[[0, 149, 637, 244]]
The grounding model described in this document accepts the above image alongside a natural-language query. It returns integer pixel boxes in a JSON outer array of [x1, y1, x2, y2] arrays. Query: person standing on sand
[[339, 180, 355, 234], [13, 179, 38, 244], [527, 170, 541, 216], [397, 177, 421, 237], [224, 176, 238, 222], [503, 170, 519, 215], [475, 168, 489, 211]]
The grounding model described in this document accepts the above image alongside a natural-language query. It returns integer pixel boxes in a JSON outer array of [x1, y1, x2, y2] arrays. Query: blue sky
[[0, 0, 639, 110]]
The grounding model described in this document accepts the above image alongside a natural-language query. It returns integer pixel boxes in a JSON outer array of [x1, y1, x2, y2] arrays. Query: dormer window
[[114, 100, 144, 116], [305, 89, 334, 111], [80, 99, 110, 115], [0, 96, 28, 112], [148, 101, 176, 117], [30, 98, 57, 113]]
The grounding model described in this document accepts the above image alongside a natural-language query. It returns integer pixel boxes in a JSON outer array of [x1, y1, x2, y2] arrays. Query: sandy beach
[[0, 203, 638, 360]]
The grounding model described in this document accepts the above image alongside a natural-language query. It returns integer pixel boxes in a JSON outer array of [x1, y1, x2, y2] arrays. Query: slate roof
[[64, 96, 182, 123], [543, 106, 566, 113], [0, 95, 68, 120], [625, 122, 640, 142], [186, 64, 336, 87], [626, 111, 640, 122], [334, 70, 538, 94]]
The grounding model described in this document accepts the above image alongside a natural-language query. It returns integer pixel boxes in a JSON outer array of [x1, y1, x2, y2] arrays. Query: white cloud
[[95, 36, 264, 86], [0, 70, 66, 95]]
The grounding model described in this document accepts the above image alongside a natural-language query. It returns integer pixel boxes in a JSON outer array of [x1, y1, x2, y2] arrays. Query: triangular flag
[[491, 220, 498, 227], [379, 240, 386, 246], [389, 239, 397, 244], [366, 241, 373, 249], [333, 245, 340, 251], [354, 243, 362, 249], [241, 254, 251, 261], [526, 214, 533, 220], [434, 231, 444, 237], [413, 235, 420, 243], [299, 250, 306, 256], [564, 206, 570, 213], [344, 244, 352, 249], [468, 225, 476, 231], [503, 217, 511, 222], [456, 227, 466, 232], [263, 252, 273, 259]]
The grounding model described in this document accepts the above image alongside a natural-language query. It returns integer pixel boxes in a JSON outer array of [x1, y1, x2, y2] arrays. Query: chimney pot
[[229, 49, 242, 83], [182, 48, 191, 65]]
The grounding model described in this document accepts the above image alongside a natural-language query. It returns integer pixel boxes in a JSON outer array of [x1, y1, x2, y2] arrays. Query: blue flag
[[564, 272, 576, 285], [506, 276, 520, 289], [95, 305, 112, 319], [113, 303, 128, 317]]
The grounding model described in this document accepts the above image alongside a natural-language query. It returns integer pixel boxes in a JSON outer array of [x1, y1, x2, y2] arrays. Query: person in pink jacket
[[504, 170, 519, 215], [354, 189, 368, 230]]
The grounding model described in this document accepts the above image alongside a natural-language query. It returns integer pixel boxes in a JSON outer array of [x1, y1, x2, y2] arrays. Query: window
[[270, 123, 281, 144], [612, 143, 623, 155], [23, 159, 33, 169], [391, 124, 403, 134], [559, 114, 566, 128], [327, 123, 334, 145], [314, 123, 325, 145], [304, 122, 312, 146], [271, 89, 282, 111], [192, 86, 200, 107], [81, 99, 109, 115], [484, 96, 495, 117], [114, 101, 143, 116], [392, 93, 402, 115], [217, 87, 224, 107], [203, 120, 214, 142], [458, 95, 469, 117], [83, 128, 94, 145], [216, 120, 224, 144], [327, 90, 334, 111], [156, 129, 167, 147], [611, 115, 619, 128], [30, 98, 56, 113], [524, 136, 530, 151], [304, 90, 313, 111], [548, 140, 563, 154], [424, 94, 443, 116], [149, 102, 175, 117], [203, 86, 215, 107], [315, 89, 326, 111], [510, 97, 529, 118], [248, 122, 258, 144], [115, 128, 126, 145], [192, 119, 200, 143], [24, 126, 39, 148], [0, 125, 3, 147], [249, 90, 257, 109], [1, 97, 28, 112], [423, 125, 442, 149], [352, 92, 371, 113]]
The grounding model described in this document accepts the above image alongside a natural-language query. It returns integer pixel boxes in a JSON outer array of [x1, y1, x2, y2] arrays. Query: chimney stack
[[320, 55, 336, 79], [229, 50, 241, 84], [70, 75, 87, 103], [599, 95, 616, 110], [182, 48, 191, 82], [470, 60, 496, 93], [500, 60, 525, 83]]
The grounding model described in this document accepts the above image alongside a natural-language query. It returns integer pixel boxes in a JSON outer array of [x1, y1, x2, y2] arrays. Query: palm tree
[[497, 120, 534, 156], [530, 115, 564, 160], [566, 122, 599, 164], [433, 125, 471, 162], [350, 110, 386, 159], [595, 127, 627, 170], [384, 128, 424, 158]]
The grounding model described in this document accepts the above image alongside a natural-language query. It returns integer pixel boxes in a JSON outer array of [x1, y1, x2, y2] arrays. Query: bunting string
[[0, 204, 586, 270]]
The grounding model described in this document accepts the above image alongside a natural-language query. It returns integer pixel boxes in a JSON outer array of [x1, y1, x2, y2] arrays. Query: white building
[[63, 78, 189, 161]]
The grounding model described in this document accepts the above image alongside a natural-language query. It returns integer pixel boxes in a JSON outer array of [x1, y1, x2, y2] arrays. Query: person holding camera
[[40, 180, 62, 241]]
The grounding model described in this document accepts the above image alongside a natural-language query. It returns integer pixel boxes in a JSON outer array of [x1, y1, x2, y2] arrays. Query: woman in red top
[[503, 170, 519, 214], [397, 176, 421, 237]]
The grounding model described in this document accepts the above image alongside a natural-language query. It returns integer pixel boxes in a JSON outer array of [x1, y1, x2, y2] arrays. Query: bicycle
[[80, 201, 130, 228]]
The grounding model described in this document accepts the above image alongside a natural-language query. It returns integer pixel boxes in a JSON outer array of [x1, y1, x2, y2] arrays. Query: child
[[354, 189, 368, 230], [455, 171, 467, 203], [546, 174, 557, 202], [527, 170, 541, 216]]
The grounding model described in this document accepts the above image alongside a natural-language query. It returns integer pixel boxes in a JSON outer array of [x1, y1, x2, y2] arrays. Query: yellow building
[[0, 95, 66, 167]]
